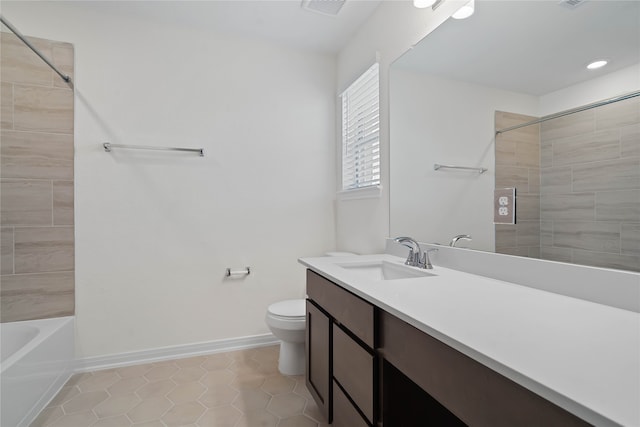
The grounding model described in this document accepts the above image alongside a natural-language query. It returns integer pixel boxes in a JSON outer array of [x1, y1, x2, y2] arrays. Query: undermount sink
[[336, 260, 436, 281]]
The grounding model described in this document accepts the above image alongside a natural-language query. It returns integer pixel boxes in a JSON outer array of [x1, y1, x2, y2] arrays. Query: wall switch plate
[[494, 188, 516, 224]]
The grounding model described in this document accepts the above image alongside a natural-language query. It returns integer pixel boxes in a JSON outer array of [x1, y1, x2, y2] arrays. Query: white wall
[[335, 0, 465, 254], [390, 71, 539, 251], [539, 64, 640, 116], [2, 1, 337, 358]]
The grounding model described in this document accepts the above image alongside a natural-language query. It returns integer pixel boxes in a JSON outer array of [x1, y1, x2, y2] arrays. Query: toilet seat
[[267, 299, 305, 320]]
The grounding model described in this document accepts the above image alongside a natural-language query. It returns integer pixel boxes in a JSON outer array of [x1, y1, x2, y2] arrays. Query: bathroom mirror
[[390, 0, 640, 272]]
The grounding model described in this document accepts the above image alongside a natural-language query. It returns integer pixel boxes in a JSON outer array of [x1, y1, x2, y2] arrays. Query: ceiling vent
[[558, 0, 587, 9], [301, 0, 346, 16]]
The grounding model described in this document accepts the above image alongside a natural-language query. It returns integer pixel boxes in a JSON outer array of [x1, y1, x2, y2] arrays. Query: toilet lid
[[267, 299, 305, 318]]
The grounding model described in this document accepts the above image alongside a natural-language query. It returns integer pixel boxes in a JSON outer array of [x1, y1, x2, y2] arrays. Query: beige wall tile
[[551, 129, 620, 166], [496, 247, 529, 256], [1, 33, 53, 86], [515, 194, 540, 221], [540, 246, 572, 263], [573, 158, 640, 192], [1, 130, 74, 179], [13, 85, 73, 134], [595, 190, 640, 222], [0, 271, 74, 322], [528, 168, 540, 194], [495, 166, 529, 192], [621, 123, 640, 158], [540, 167, 572, 194], [541, 193, 595, 221], [495, 136, 516, 166], [1, 179, 52, 226], [54, 180, 74, 225], [495, 224, 516, 249], [540, 221, 553, 246], [540, 110, 595, 140], [1, 33, 75, 323], [1, 83, 13, 129], [553, 221, 620, 252], [621, 223, 640, 256], [514, 140, 540, 168], [527, 246, 540, 259], [540, 140, 552, 167], [495, 111, 539, 142], [1, 227, 14, 275], [572, 249, 640, 273], [596, 96, 640, 130], [516, 221, 540, 247], [541, 109, 594, 140], [14, 226, 74, 273], [52, 43, 75, 89]]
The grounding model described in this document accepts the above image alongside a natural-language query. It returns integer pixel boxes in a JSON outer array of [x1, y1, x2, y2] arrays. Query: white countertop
[[299, 254, 640, 427]]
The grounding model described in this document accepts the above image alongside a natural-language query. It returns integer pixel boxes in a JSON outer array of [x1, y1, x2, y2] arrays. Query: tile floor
[[30, 345, 330, 427]]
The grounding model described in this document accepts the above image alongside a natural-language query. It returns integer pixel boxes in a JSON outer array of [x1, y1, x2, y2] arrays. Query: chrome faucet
[[393, 236, 436, 269], [450, 234, 472, 247]]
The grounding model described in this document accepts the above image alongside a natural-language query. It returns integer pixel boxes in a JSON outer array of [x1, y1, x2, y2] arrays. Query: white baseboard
[[74, 333, 279, 373]]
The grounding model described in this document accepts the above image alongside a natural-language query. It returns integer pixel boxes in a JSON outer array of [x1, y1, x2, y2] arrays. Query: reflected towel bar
[[103, 142, 204, 156], [434, 164, 487, 174]]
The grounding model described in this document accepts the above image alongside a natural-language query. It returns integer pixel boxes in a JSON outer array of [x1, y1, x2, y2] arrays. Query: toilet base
[[278, 340, 305, 376]]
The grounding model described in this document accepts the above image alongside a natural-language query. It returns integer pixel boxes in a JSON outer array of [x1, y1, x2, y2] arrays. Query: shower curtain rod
[[0, 15, 72, 85], [495, 90, 640, 135]]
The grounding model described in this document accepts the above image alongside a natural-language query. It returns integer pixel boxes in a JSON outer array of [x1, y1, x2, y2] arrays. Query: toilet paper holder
[[225, 267, 250, 277]]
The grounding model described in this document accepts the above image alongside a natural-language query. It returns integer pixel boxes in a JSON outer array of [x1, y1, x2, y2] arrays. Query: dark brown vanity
[[305, 269, 591, 427]]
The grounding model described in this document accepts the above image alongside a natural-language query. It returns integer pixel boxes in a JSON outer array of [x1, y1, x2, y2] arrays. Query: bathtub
[[1, 316, 75, 427]]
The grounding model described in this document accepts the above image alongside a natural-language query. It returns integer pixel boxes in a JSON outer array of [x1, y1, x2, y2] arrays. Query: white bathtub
[[1, 316, 75, 427]]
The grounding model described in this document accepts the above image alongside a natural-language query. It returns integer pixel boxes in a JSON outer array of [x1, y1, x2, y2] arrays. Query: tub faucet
[[393, 236, 435, 269], [450, 234, 472, 247]]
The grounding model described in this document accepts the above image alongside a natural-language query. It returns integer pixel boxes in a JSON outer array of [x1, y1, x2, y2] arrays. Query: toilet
[[266, 251, 355, 375], [265, 299, 307, 375]]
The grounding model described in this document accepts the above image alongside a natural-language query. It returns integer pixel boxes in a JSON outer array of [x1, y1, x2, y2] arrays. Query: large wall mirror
[[390, 0, 639, 272]]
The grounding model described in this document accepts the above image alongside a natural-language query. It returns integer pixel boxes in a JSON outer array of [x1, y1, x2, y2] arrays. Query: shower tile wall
[[494, 111, 541, 258], [0, 32, 75, 322], [540, 97, 640, 272]]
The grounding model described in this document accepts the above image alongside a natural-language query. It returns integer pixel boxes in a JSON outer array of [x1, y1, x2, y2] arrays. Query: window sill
[[337, 185, 382, 201]]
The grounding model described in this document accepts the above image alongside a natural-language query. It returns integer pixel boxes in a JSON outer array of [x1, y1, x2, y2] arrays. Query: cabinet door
[[333, 325, 374, 424], [306, 300, 331, 423]]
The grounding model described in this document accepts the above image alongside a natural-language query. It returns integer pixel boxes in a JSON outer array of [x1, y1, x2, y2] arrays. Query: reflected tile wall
[[495, 111, 541, 258], [496, 97, 640, 272], [0, 32, 75, 322], [540, 96, 640, 272]]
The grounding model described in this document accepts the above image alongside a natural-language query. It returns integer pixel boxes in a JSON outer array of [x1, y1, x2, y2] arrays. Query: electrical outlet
[[494, 188, 516, 224]]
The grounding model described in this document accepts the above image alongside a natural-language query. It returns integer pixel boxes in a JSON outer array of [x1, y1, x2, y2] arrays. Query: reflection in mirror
[[390, 0, 639, 272]]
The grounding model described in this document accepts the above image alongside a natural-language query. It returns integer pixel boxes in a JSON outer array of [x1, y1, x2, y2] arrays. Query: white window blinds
[[341, 63, 380, 191]]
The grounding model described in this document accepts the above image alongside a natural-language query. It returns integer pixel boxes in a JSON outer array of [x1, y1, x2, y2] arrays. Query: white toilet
[[266, 251, 355, 375], [265, 299, 306, 375]]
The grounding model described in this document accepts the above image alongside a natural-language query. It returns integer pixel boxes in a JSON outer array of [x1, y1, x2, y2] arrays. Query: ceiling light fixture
[[587, 60, 608, 70], [414, 0, 437, 8], [452, 0, 475, 19]]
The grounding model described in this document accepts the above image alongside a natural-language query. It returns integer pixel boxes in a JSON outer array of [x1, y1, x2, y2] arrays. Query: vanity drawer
[[333, 380, 370, 427], [307, 269, 375, 347], [333, 325, 374, 424]]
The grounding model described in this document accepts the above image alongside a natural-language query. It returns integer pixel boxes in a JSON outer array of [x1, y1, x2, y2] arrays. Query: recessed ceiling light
[[587, 60, 608, 70], [452, 0, 475, 19], [414, 0, 437, 8]]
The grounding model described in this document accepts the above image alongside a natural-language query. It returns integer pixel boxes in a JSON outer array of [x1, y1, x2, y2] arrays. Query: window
[[341, 63, 380, 191]]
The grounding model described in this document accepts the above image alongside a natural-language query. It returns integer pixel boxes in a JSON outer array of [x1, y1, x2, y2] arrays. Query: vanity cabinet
[[305, 268, 593, 427], [305, 300, 331, 421], [306, 270, 376, 426]]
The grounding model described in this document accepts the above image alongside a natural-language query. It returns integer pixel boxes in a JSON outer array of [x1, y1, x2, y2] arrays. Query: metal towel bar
[[434, 164, 487, 174], [103, 142, 204, 156]]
